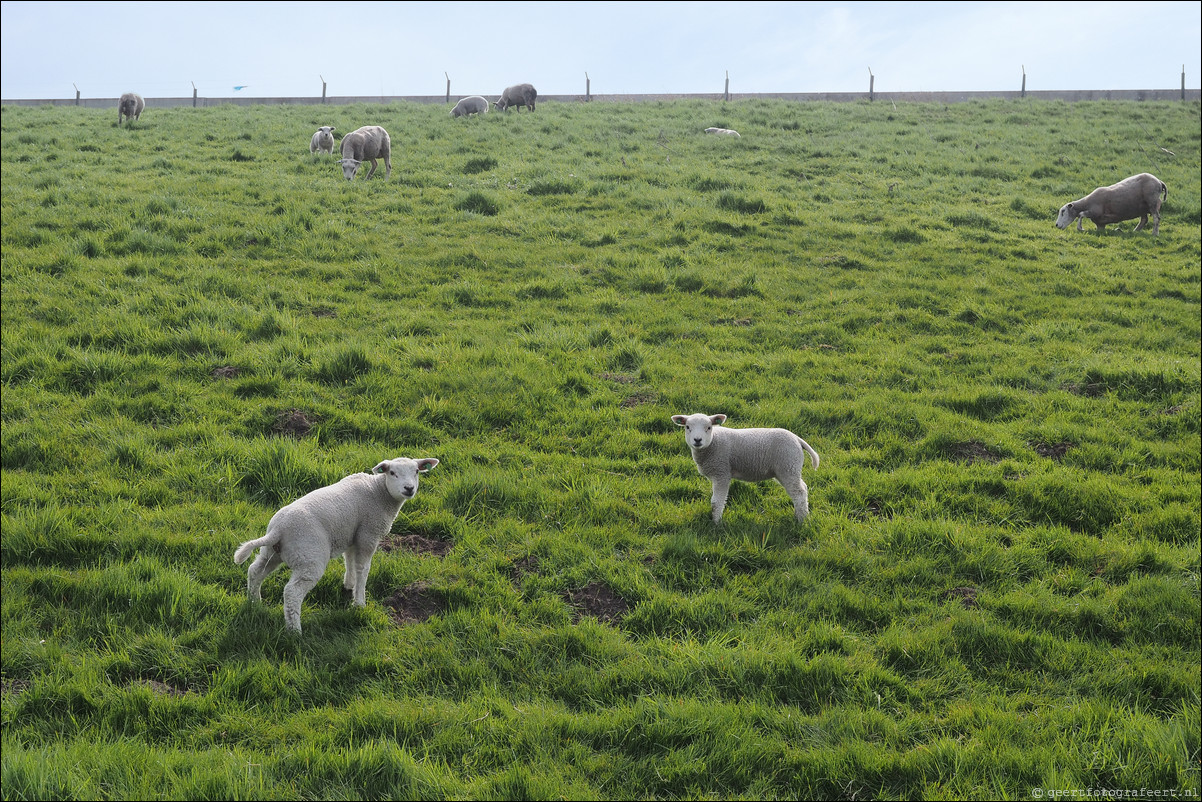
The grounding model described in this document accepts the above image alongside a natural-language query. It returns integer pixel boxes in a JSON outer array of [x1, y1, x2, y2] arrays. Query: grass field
[[1, 97, 1199, 800]]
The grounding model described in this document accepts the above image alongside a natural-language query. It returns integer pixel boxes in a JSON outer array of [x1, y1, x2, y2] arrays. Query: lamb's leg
[[365, 158, 378, 180], [710, 477, 731, 523], [781, 476, 811, 522], [282, 568, 323, 633], [246, 549, 283, 602], [1134, 213, 1148, 232], [341, 550, 358, 599], [349, 547, 375, 607], [1152, 211, 1160, 236]]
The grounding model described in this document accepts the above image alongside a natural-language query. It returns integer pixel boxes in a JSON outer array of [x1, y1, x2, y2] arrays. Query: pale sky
[[2, 1, 1199, 100]]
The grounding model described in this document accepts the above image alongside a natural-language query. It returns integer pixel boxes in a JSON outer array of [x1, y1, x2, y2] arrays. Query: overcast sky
[[2, 1, 1199, 100]]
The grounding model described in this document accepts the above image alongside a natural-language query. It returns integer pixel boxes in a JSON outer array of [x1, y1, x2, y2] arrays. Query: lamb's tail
[[797, 436, 820, 470], [234, 532, 277, 565]]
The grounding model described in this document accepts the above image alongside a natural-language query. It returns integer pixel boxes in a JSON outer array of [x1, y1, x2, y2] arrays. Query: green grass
[[2, 98, 1199, 800]]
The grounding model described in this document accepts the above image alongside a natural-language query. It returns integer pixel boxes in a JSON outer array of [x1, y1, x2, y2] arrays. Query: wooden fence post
[[192, 81, 198, 107], [724, 71, 730, 101], [73, 83, 80, 106], [445, 72, 451, 104], [1183, 65, 1186, 101], [320, 75, 327, 104], [868, 68, 874, 101], [1021, 65, 1026, 98], [586, 72, 590, 102]]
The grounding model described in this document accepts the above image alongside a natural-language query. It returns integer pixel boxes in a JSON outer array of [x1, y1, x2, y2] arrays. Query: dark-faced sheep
[[1055, 172, 1167, 235], [310, 126, 335, 155], [118, 92, 144, 125], [495, 83, 537, 112], [450, 96, 490, 118], [338, 125, 391, 181]]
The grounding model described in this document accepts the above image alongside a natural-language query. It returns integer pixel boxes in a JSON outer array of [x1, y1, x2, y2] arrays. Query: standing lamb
[[1055, 172, 1167, 235], [310, 125, 335, 155], [672, 413, 819, 523], [233, 457, 439, 633], [338, 125, 391, 180], [495, 83, 537, 112], [118, 92, 144, 125], [450, 96, 490, 118]]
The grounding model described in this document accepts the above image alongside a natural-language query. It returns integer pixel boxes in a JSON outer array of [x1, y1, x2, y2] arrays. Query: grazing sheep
[[450, 96, 490, 118], [233, 457, 439, 633], [310, 125, 335, 154], [338, 125, 391, 181], [705, 127, 741, 137], [495, 83, 537, 112], [671, 413, 819, 523], [1055, 172, 1167, 235], [118, 92, 144, 125]]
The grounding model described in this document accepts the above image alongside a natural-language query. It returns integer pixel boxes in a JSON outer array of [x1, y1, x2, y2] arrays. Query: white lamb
[[310, 126, 335, 155], [233, 457, 439, 633], [672, 413, 819, 523]]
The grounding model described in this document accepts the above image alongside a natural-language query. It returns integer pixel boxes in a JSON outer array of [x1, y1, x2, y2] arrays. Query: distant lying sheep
[[705, 127, 740, 137], [1055, 172, 1167, 235], [450, 96, 490, 118], [338, 125, 391, 180], [118, 92, 144, 125], [310, 126, 335, 155], [495, 83, 537, 112], [671, 413, 819, 523], [234, 457, 439, 633]]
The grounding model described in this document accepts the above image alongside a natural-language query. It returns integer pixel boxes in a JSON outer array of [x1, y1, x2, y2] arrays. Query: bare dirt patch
[[1061, 381, 1105, 397], [508, 555, 540, 585], [941, 586, 980, 609], [851, 498, 890, 521], [564, 582, 629, 625], [143, 679, 187, 697], [212, 365, 241, 379], [948, 441, 1001, 463], [380, 533, 453, 557], [383, 581, 445, 625], [620, 390, 659, 408], [273, 408, 314, 438], [1031, 441, 1075, 460]]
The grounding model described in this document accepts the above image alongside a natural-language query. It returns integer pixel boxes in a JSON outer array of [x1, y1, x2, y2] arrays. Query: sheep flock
[[102, 87, 1169, 633]]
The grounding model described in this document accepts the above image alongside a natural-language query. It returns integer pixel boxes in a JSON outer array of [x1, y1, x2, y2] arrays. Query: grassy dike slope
[[2, 98, 1200, 799]]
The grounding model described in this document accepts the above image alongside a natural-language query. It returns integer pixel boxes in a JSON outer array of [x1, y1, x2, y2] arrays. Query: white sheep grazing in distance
[[338, 125, 391, 181], [234, 457, 439, 633], [118, 92, 144, 125], [310, 126, 335, 155], [672, 413, 819, 523], [705, 127, 740, 137], [450, 96, 490, 118], [1055, 172, 1167, 235]]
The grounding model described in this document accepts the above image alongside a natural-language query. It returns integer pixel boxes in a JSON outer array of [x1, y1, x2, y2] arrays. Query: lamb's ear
[[710, 414, 727, 425], [372, 461, 390, 474], [671, 415, 688, 427], [416, 458, 440, 473]]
